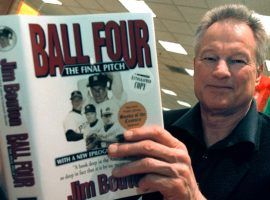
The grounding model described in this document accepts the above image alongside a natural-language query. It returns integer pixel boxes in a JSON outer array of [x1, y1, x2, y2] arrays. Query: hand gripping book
[[0, 12, 163, 200]]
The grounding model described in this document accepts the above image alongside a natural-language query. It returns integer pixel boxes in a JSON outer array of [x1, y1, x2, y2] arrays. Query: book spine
[[0, 16, 40, 200]]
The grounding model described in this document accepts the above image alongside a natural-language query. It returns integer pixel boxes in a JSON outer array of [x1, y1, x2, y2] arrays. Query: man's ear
[[256, 64, 263, 84], [193, 57, 196, 70]]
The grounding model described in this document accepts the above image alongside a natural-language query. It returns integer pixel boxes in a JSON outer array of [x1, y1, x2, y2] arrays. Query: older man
[[110, 4, 270, 200]]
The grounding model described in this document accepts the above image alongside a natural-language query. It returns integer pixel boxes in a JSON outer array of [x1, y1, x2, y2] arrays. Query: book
[[0, 12, 163, 200]]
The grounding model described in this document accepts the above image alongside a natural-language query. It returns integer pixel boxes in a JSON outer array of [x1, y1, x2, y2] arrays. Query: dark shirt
[[165, 101, 270, 199], [0, 187, 6, 200], [123, 100, 270, 200]]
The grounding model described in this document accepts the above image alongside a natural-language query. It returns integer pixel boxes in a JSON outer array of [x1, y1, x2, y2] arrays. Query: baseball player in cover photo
[[81, 104, 103, 150], [0, 27, 14, 50], [98, 102, 124, 148], [63, 90, 85, 142], [77, 72, 127, 119]]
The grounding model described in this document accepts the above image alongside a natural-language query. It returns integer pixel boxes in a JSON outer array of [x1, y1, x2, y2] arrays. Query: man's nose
[[212, 59, 231, 79]]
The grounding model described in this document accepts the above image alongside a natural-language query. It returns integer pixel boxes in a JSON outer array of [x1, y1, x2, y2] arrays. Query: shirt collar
[[172, 103, 205, 141], [90, 119, 99, 127], [171, 100, 260, 151]]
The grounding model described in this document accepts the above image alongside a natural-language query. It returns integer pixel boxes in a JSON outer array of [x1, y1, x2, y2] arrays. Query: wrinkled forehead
[[197, 20, 256, 56]]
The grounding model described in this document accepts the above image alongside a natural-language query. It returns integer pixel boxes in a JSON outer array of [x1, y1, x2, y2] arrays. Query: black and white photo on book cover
[[0, 12, 163, 200]]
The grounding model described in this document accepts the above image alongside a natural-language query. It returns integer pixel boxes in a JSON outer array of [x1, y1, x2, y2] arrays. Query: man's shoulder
[[64, 111, 76, 121], [259, 111, 270, 122], [258, 112, 270, 140]]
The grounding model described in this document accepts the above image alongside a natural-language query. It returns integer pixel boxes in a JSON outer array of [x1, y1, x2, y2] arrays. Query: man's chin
[[202, 101, 234, 114], [95, 99, 105, 104]]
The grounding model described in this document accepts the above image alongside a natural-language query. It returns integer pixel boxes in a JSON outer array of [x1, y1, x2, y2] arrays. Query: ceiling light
[[162, 107, 170, 111], [184, 68, 194, 76], [158, 40, 188, 55], [177, 100, 191, 107], [42, 0, 62, 5], [119, 0, 156, 17], [161, 88, 177, 96], [17, 1, 39, 15]]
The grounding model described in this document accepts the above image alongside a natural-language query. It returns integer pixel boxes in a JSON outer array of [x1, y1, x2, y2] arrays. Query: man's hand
[[108, 125, 206, 200]]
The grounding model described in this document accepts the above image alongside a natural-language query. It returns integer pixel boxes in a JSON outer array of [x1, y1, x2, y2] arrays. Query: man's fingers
[[123, 125, 187, 150], [112, 157, 191, 180], [138, 173, 192, 200], [108, 140, 190, 164]]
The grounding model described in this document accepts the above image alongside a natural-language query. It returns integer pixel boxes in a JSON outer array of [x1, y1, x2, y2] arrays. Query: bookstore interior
[[1, 0, 270, 114], [1, 1, 270, 200]]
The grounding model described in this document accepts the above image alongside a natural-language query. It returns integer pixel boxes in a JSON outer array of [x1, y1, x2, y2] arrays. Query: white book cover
[[0, 13, 163, 200]]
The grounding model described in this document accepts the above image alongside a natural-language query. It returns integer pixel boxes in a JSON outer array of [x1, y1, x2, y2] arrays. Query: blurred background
[[1, 0, 270, 111]]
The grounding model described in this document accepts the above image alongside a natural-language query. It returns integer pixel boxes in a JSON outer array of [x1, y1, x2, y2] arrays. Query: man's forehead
[[199, 22, 256, 54], [199, 44, 253, 56], [205, 20, 255, 41]]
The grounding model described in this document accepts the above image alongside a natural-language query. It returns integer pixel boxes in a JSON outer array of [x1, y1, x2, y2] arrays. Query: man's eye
[[202, 57, 217, 62], [229, 59, 247, 65]]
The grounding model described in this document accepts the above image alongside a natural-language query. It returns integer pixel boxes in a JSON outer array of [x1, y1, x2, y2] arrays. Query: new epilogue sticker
[[118, 101, 147, 129]]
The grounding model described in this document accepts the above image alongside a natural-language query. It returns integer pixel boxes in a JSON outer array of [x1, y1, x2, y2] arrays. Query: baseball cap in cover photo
[[84, 104, 96, 113], [70, 90, 83, 100], [87, 73, 109, 88]]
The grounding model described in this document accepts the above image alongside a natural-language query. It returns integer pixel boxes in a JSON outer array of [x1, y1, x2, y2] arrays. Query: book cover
[[0, 12, 163, 200]]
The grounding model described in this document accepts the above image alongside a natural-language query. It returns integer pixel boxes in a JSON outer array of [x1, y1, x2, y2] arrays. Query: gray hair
[[194, 4, 268, 66]]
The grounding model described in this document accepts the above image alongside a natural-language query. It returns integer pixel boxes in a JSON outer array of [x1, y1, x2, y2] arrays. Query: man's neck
[[201, 101, 252, 147]]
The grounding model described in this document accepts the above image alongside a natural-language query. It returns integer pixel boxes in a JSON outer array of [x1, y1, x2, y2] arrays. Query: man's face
[[90, 85, 107, 104], [71, 97, 83, 111], [0, 35, 9, 48], [194, 20, 259, 115], [85, 112, 97, 123], [102, 113, 113, 125]]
